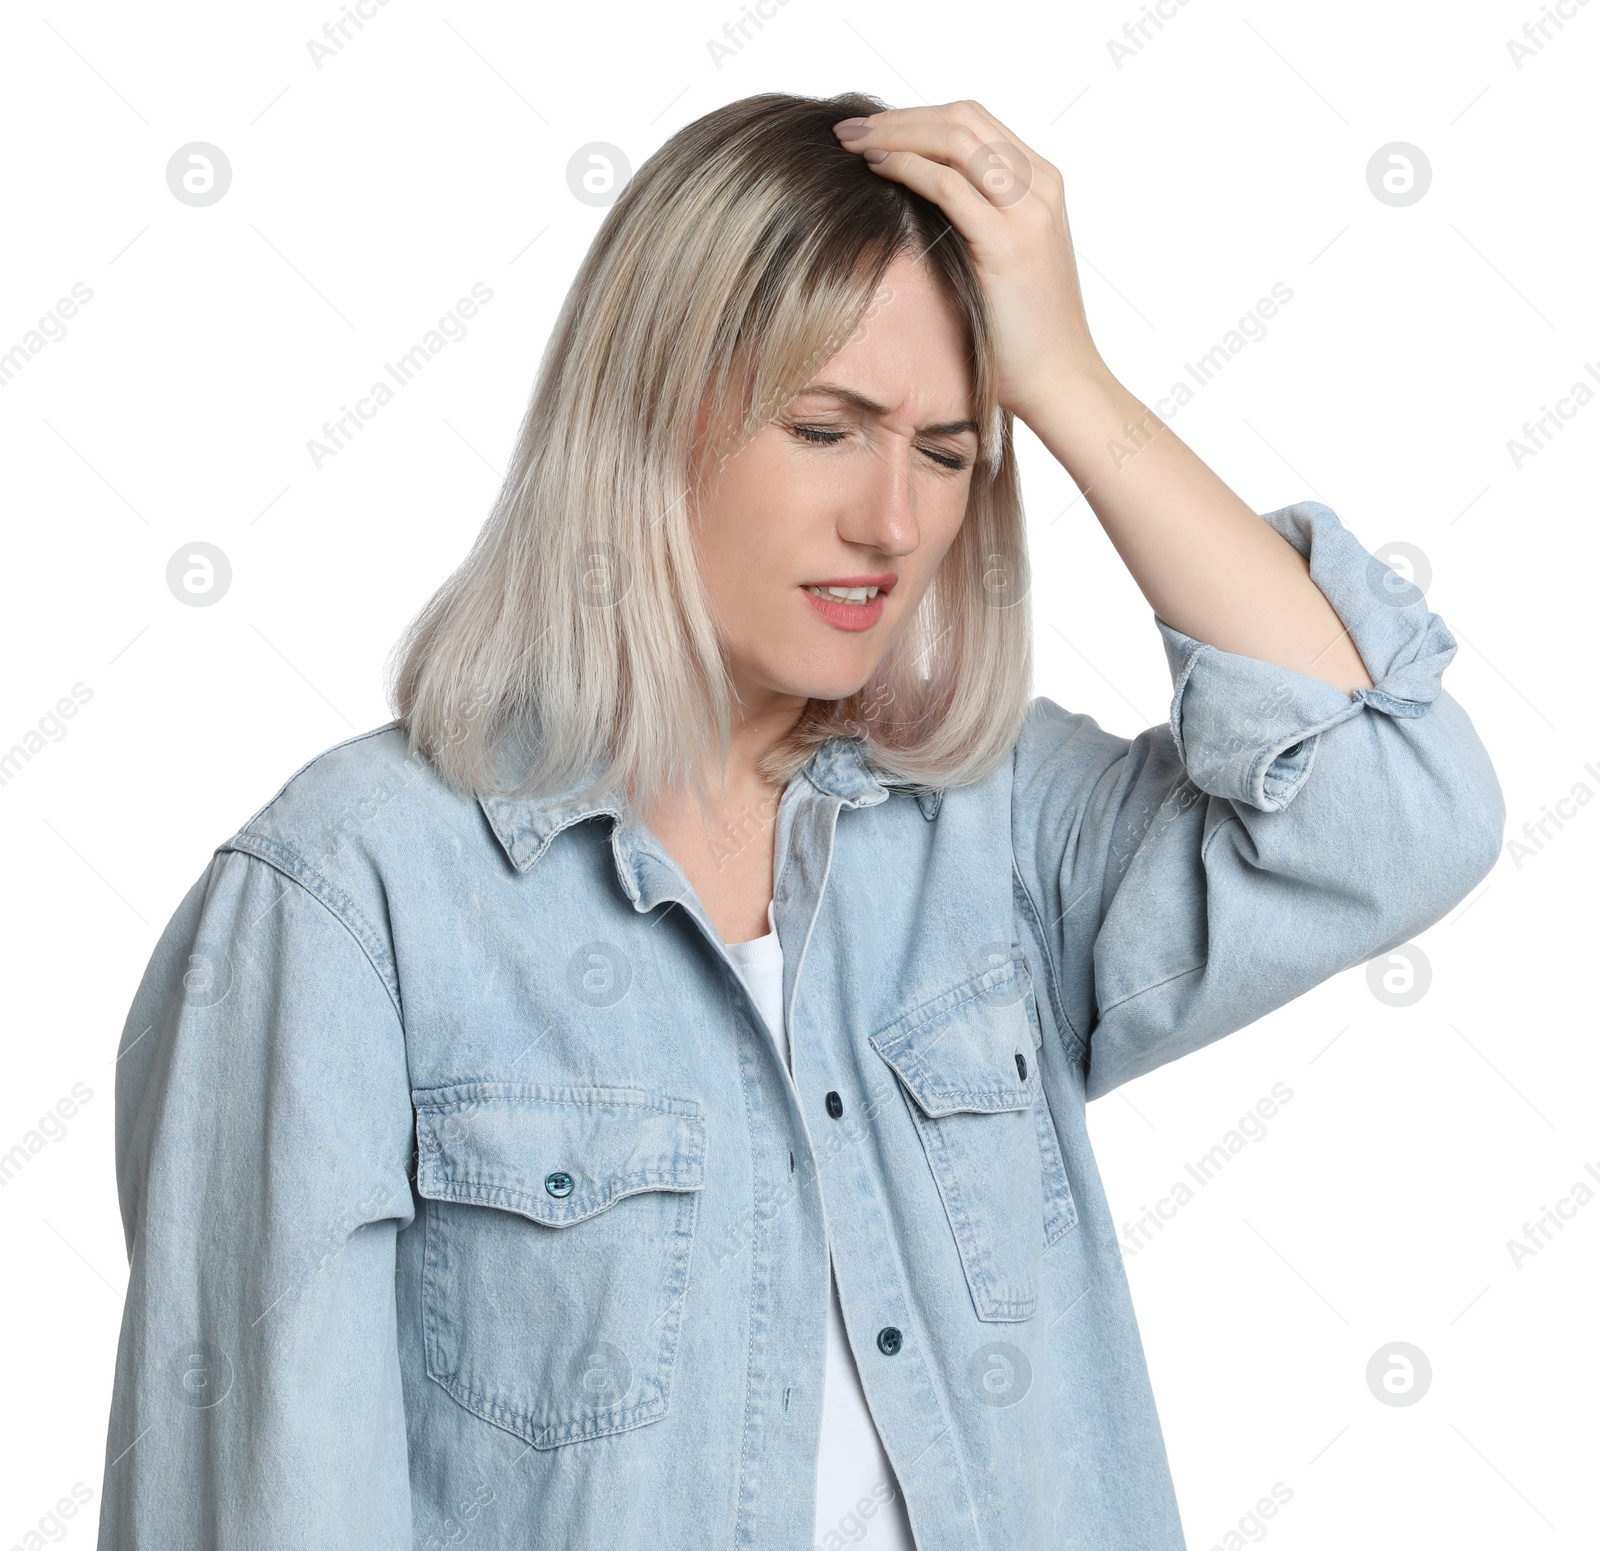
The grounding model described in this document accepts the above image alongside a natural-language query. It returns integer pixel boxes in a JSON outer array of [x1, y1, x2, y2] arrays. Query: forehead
[[802, 253, 973, 420]]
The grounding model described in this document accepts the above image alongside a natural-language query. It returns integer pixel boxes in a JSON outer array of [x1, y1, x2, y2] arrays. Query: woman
[[97, 92, 1503, 1549]]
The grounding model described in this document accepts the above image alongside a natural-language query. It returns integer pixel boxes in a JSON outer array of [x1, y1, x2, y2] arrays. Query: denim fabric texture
[[97, 500, 1504, 1549]]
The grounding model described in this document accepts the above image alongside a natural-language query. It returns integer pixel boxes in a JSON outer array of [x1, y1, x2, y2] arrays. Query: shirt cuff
[[1153, 499, 1459, 813]]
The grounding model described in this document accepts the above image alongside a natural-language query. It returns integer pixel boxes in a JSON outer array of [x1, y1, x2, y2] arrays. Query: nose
[[836, 434, 922, 559]]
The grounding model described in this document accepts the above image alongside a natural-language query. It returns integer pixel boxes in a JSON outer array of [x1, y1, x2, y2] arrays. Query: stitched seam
[[213, 839, 403, 1024], [898, 1083, 1036, 1321], [422, 1187, 696, 1449], [413, 1085, 703, 1117], [869, 958, 1021, 1046], [232, 721, 404, 835], [421, 1174, 703, 1217], [1199, 808, 1243, 868], [1008, 851, 1089, 1067], [1092, 804, 1245, 1019], [1166, 637, 1212, 762], [1095, 958, 1206, 1020]]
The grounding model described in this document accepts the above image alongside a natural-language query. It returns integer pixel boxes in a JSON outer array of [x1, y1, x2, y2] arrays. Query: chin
[[759, 652, 879, 706]]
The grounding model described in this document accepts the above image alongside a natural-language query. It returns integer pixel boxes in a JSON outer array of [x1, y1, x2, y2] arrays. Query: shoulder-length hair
[[387, 90, 1032, 816]]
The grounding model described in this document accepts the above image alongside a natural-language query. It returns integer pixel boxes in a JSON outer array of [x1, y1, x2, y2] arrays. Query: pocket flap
[[412, 1082, 706, 1227], [869, 961, 1035, 1118]]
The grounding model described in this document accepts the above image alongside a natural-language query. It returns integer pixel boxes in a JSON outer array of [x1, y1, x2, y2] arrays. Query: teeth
[[807, 585, 879, 603]]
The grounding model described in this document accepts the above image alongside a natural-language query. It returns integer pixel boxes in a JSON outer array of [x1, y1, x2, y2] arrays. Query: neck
[[635, 681, 806, 833], [721, 684, 808, 794], [634, 683, 805, 946]]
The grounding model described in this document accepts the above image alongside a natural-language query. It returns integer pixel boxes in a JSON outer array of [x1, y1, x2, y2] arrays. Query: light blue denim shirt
[[98, 500, 1503, 1550]]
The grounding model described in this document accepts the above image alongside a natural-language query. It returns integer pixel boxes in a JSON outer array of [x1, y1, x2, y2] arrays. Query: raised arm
[[1008, 496, 1503, 1098], [831, 97, 1373, 696], [835, 102, 1503, 1097], [1011, 364, 1377, 696]]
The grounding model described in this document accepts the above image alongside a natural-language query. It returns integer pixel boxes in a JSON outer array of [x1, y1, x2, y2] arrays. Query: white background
[[1, 1, 1595, 1546]]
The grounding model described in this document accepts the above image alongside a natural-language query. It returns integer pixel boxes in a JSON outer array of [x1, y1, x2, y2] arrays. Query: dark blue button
[[1015, 1051, 1028, 1081], [876, 1326, 903, 1356], [825, 1091, 844, 1119], [544, 1171, 574, 1198], [1281, 740, 1305, 760]]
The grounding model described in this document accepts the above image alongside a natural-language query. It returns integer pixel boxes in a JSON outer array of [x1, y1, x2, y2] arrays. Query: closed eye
[[787, 423, 969, 473], [789, 424, 848, 448]]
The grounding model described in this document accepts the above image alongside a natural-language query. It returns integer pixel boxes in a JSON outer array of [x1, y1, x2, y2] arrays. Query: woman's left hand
[[832, 100, 1106, 424]]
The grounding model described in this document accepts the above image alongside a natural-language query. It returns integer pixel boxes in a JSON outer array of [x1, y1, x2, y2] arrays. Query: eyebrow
[[793, 381, 979, 438]]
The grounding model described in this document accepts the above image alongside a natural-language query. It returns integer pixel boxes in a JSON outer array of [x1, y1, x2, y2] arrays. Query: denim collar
[[475, 735, 941, 879]]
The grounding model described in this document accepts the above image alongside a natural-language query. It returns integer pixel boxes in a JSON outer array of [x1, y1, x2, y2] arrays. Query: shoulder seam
[[215, 834, 403, 1022], [233, 721, 406, 837]]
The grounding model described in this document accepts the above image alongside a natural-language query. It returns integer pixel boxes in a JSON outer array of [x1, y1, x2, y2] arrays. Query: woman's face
[[690, 252, 979, 711]]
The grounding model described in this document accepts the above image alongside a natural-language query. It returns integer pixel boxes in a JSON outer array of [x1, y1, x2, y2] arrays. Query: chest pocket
[[412, 1082, 705, 1448], [869, 957, 1077, 1322]]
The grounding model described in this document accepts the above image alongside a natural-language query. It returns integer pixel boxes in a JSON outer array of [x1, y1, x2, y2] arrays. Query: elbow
[[1395, 686, 1506, 913], [1441, 730, 1507, 901], [1377, 750, 1505, 940], [1460, 782, 1507, 896]]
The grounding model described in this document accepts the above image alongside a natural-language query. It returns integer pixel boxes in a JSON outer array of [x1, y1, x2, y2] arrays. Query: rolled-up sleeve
[[97, 846, 416, 1548], [1011, 499, 1505, 1101]]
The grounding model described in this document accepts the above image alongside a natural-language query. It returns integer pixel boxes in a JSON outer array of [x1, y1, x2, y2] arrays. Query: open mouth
[[804, 583, 882, 605], [799, 575, 896, 632]]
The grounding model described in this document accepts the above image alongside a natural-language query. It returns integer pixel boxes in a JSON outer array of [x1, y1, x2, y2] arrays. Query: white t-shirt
[[723, 903, 916, 1551]]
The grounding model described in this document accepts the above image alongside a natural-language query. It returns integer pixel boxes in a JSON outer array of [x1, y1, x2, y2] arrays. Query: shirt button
[[876, 1326, 903, 1356], [544, 1171, 574, 1198], [825, 1091, 844, 1119], [1015, 1051, 1028, 1081]]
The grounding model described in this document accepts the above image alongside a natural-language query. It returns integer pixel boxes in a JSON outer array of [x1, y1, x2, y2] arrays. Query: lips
[[799, 575, 895, 633]]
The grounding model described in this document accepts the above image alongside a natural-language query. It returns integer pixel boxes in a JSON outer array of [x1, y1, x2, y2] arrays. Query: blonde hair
[[387, 91, 1033, 816]]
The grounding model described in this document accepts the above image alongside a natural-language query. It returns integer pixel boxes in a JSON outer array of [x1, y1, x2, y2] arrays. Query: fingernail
[[863, 148, 888, 163], [833, 118, 870, 140]]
